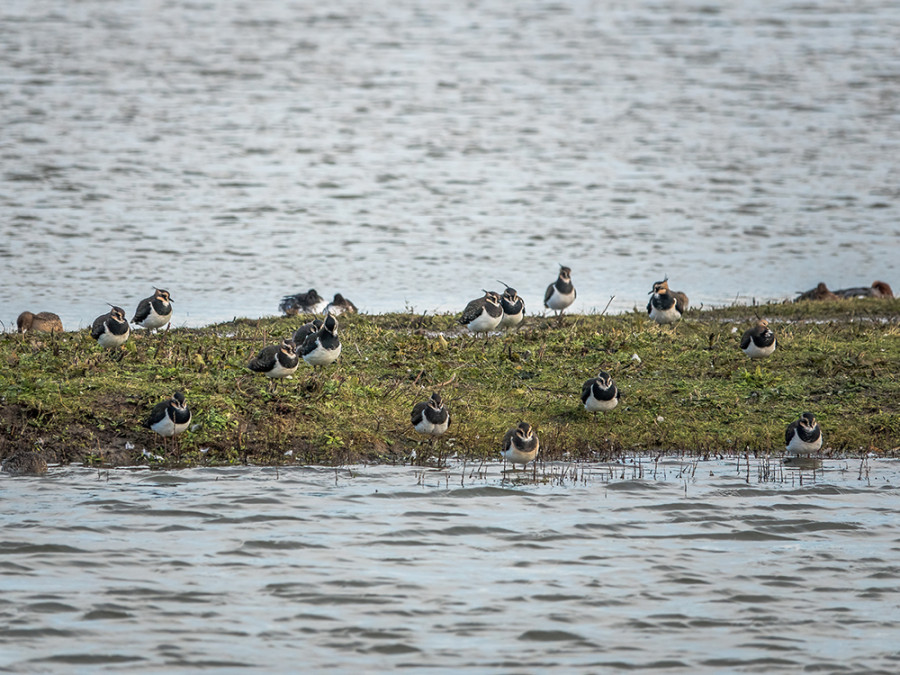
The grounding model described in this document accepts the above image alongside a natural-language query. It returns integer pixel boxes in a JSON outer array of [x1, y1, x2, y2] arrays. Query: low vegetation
[[1, 299, 898, 468]]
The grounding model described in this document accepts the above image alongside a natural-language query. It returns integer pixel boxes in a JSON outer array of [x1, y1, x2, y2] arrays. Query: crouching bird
[[249, 338, 299, 391]]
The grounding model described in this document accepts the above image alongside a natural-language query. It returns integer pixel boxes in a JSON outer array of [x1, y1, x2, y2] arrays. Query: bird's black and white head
[[798, 412, 818, 431], [110, 305, 127, 322], [323, 314, 338, 334], [558, 266, 572, 281], [596, 370, 613, 389], [516, 421, 534, 441], [155, 288, 172, 303], [280, 339, 297, 356], [483, 290, 501, 307], [428, 392, 443, 411], [497, 281, 519, 303], [170, 391, 187, 410], [650, 278, 669, 295], [756, 318, 770, 331]]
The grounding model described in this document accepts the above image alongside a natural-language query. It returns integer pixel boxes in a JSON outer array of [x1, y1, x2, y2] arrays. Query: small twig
[[599, 295, 616, 317], [435, 372, 457, 388]]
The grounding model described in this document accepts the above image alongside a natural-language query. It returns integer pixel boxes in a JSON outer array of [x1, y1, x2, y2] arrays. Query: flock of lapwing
[[14, 265, 889, 476], [411, 265, 818, 470]]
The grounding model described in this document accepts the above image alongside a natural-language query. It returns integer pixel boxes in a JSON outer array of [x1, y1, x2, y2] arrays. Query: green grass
[[1, 298, 898, 468]]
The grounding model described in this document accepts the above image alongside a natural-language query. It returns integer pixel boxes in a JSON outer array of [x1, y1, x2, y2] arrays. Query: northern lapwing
[[458, 290, 503, 335], [785, 412, 823, 456], [91, 305, 131, 349], [300, 314, 341, 368], [497, 282, 525, 330], [279, 289, 326, 316], [249, 338, 300, 390], [647, 278, 688, 325], [143, 391, 192, 455], [325, 293, 358, 316], [293, 318, 324, 347], [501, 421, 539, 468], [17, 311, 62, 334], [795, 282, 839, 302], [740, 319, 776, 359], [581, 371, 620, 412], [544, 265, 576, 319], [132, 288, 173, 331], [833, 281, 894, 299], [411, 392, 451, 437]]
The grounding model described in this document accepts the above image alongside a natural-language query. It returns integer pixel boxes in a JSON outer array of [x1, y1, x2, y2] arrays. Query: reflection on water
[[1, 0, 899, 328], [2, 458, 899, 672]]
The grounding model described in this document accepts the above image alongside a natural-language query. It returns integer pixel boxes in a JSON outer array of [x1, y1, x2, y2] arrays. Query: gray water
[[2, 0, 900, 329], [3, 458, 899, 673]]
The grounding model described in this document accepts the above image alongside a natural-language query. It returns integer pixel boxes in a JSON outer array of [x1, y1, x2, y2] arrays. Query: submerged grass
[[1, 299, 898, 468]]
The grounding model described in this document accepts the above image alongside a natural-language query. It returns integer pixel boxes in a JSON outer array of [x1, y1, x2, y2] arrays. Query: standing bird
[[544, 265, 576, 319], [647, 279, 688, 325], [91, 305, 131, 349], [249, 338, 299, 391], [501, 422, 540, 468], [293, 318, 324, 347], [411, 392, 451, 437], [497, 282, 525, 330], [324, 293, 358, 316], [458, 290, 503, 335], [143, 391, 192, 455], [785, 412, 823, 456], [132, 288, 173, 331], [17, 311, 63, 334], [279, 289, 326, 316], [740, 319, 776, 359], [300, 314, 342, 368], [581, 371, 620, 412]]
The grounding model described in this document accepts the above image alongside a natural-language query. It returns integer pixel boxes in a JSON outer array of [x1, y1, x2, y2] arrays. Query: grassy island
[[1, 299, 898, 469]]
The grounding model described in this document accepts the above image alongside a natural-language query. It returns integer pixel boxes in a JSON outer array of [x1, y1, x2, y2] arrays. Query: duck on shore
[[17, 311, 63, 334], [795, 282, 840, 302], [279, 289, 326, 316], [833, 281, 894, 299]]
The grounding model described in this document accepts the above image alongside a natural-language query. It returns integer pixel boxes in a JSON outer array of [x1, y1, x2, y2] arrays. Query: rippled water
[[3, 458, 899, 672], [2, 0, 899, 328]]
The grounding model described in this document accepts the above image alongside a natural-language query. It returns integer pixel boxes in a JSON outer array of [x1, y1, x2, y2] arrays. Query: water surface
[[2, 0, 899, 328], [3, 458, 899, 672]]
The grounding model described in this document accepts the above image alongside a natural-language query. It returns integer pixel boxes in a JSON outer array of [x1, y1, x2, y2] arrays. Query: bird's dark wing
[[248, 345, 278, 372], [143, 400, 169, 429], [90, 314, 107, 340], [132, 297, 152, 324], [543, 283, 555, 307], [581, 379, 594, 404], [740, 329, 752, 351], [785, 420, 797, 446], [502, 427, 516, 452], [411, 401, 427, 426], [458, 298, 484, 325], [299, 333, 320, 357]]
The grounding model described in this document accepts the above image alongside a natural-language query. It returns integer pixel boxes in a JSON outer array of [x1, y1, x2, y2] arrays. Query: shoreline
[[2, 299, 898, 470]]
